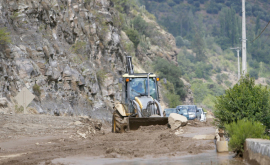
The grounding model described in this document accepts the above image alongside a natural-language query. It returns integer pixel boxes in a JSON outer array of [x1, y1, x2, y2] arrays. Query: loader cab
[[121, 73, 160, 113]]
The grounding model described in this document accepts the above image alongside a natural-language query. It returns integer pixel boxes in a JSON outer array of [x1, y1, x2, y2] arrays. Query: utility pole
[[242, 0, 247, 74], [230, 47, 241, 80]]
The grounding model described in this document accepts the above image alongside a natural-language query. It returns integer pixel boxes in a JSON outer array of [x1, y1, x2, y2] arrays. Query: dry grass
[[27, 107, 38, 114]]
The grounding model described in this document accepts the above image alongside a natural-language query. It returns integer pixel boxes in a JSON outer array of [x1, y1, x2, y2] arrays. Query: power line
[[252, 20, 270, 42]]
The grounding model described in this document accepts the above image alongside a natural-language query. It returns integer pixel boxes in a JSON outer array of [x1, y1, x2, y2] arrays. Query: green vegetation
[[71, 41, 86, 54], [214, 74, 270, 128], [153, 58, 186, 99], [161, 80, 181, 108], [138, 0, 270, 80], [125, 28, 140, 49], [10, 12, 19, 20], [192, 32, 206, 62], [111, 0, 134, 13], [225, 119, 269, 156], [191, 80, 223, 108], [0, 27, 11, 44], [134, 0, 270, 109], [110, 0, 270, 111], [15, 105, 24, 113], [110, 0, 187, 105], [33, 84, 41, 96], [96, 69, 107, 85]]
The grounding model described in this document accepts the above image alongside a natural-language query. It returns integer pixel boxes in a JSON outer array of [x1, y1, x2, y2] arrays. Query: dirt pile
[[70, 116, 103, 139], [0, 114, 215, 165], [187, 118, 214, 127]]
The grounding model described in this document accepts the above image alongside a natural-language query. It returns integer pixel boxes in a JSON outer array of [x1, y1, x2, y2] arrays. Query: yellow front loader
[[112, 56, 168, 133]]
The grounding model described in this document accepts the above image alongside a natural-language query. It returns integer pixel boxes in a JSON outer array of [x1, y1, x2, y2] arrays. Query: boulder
[[168, 113, 188, 130], [0, 97, 8, 107]]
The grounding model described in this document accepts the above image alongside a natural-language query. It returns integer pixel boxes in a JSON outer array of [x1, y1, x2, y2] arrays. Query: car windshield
[[179, 109, 188, 115], [129, 78, 157, 100], [178, 105, 197, 112], [165, 108, 176, 113]]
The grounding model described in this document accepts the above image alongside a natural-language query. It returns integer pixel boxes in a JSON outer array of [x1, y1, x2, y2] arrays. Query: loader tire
[[112, 110, 128, 133]]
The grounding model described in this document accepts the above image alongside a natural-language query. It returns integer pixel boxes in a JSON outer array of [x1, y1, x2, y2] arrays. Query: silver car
[[196, 108, 207, 121], [176, 105, 197, 120]]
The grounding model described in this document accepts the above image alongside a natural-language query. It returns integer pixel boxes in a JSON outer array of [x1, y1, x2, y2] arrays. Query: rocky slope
[[0, 0, 191, 119]]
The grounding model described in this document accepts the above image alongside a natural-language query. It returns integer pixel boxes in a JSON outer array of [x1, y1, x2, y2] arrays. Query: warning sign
[[14, 87, 35, 113]]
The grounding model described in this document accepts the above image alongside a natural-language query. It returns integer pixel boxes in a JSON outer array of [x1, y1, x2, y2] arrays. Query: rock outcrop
[[0, 0, 125, 118]]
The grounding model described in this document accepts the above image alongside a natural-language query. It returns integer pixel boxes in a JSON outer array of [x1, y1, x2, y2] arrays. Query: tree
[[133, 16, 148, 35], [175, 36, 184, 47], [192, 32, 206, 62], [111, 0, 131, 13], [125, 28, 140, 49], [255, 16, 261, 35], [212, 24, 219, 36], [173, 0, 183, 3], [218, 8, 241, 48], [214, 74, 270, 129], [154, 58, 186, 99]]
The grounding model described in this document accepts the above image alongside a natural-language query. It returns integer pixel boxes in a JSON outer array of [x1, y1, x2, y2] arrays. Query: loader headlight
[[156, 77, 160, 81], [126, 78, 129, 82]]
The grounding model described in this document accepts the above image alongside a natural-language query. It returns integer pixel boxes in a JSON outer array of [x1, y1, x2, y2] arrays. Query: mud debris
[[0, 114, 215, 165]]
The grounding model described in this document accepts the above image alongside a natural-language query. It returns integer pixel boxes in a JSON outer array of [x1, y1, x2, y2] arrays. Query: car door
[[196, 108, 202, 119]]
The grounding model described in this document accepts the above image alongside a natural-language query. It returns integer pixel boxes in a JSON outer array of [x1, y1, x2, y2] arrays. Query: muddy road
[[0, 114, 217, 165]]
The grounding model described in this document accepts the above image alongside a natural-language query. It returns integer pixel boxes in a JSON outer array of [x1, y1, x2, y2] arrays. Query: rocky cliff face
[[0, 0, 192, 119], [0, 0, 126, 119]]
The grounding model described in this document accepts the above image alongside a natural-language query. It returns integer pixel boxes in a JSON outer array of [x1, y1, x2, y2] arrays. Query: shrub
[[249, 69, 259, 79], [15, 105, 24, 113], [215, 67, 221, 73], [175, 36, 184, 47], [71, 41, 86, 54], [194, 2, 200, 7], [221, 73, 228, 80], [167, 0, 176, 7], [166, 93, 181, 107], [125, 28, 140, 49], [132, 16, 148, 35], [161, 80, 182, 107], [153, 58, 186, 99], [111, 0, 131, 13], [224, 80, 232, 87], [0, 27, 11, 44], [187, 0, 193, 4], [225, 119, 268, 156], [96, 69, 107, 85], [173, 0, 183, 3], [216, 74, 222, 84], [214, 74, 270, 128], [202, 94, 216, 110], [33, 84, 41, 96], [191, 80, 209, 103]]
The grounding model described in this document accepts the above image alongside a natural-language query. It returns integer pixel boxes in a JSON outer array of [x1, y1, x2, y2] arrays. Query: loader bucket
[[127, 117, 168, 130]]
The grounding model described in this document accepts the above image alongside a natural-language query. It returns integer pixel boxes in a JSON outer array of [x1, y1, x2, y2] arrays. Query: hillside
[[0, 0, 191, 118], [137, 0, 270, 110]]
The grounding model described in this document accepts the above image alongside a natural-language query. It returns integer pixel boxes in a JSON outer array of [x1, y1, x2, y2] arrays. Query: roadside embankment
[[244, 138, 270, 165]]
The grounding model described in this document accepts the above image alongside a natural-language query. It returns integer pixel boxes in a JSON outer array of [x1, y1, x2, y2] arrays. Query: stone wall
[[244, 138, 270, 165]]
